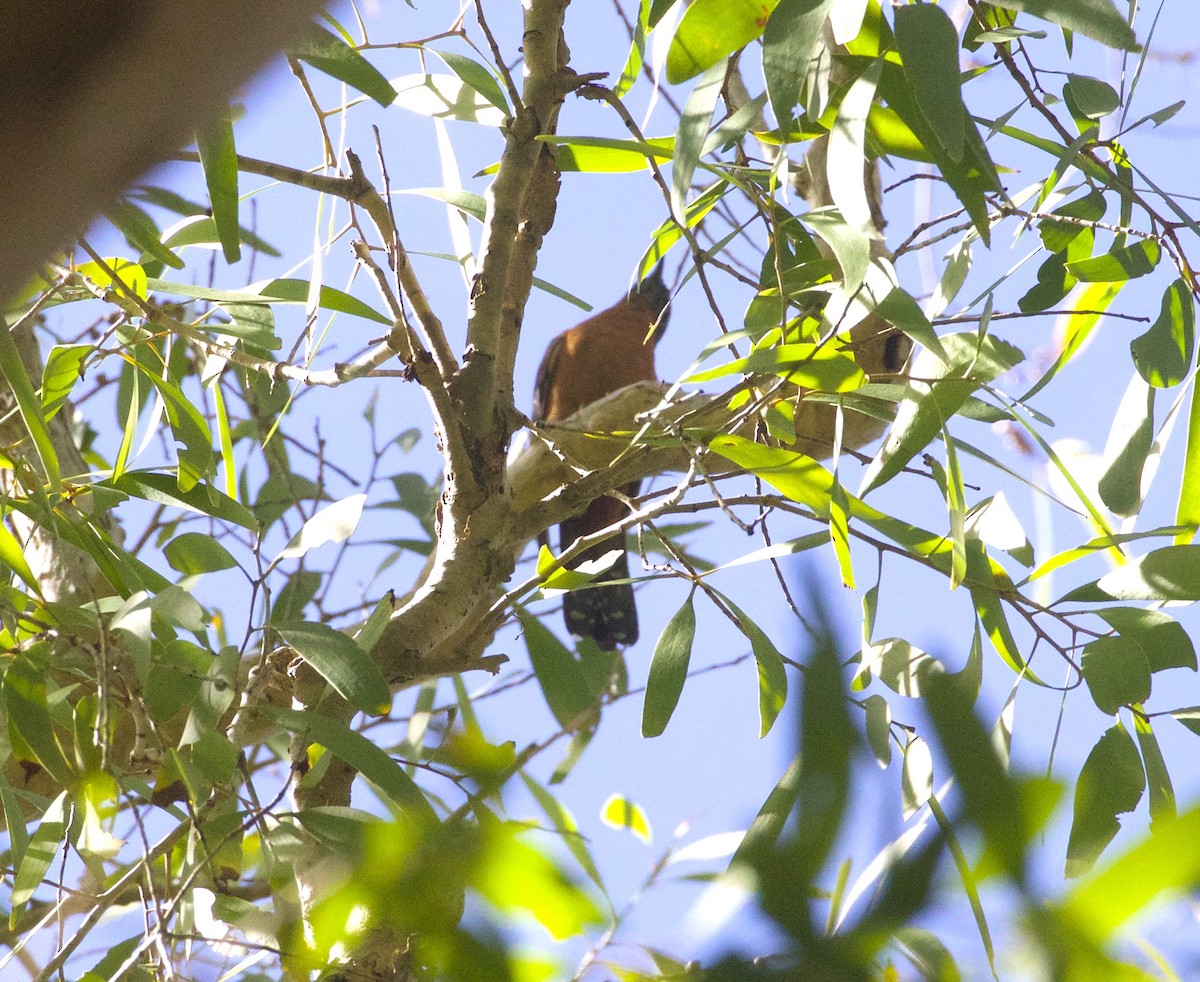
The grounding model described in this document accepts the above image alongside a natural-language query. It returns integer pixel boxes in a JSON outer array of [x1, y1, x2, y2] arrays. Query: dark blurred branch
[[0, 0, 325, 300]]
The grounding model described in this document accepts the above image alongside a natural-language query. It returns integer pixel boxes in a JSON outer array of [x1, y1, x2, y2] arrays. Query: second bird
[[532, 265, 671, 651]]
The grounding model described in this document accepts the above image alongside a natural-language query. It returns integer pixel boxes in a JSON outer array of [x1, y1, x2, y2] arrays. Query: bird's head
[[626, 263, 671, 342]]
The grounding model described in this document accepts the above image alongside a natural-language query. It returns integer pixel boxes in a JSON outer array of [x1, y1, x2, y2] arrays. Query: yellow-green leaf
[[601, 794, 652, 843], [666, 0, 778, 84]]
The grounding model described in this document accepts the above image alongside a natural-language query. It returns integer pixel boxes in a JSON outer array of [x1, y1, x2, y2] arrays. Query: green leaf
[[0, 315, 60, 490], [1131, 278, 1194, 388], [1172, 707, 1200, 738], [762, 0, 835, 130], [687, 341, 866, 390], [164, 532, 238, 575], [40, 344, 91, 420], [0, 515, 42, 596], [11, 791, 69, 916], [639, 179, 727, 276], [938, 431, 967, 588], [1064, 801, 1200, 949], [925, 673, 1025, 878], [147, 278, 391, 326], [472, 826, 603, 940], [195, 104, 241, 264], [1138, 99, 1183, 128], [1037, 189, 1106, 253], [864, 693, 892, 768], [894, 928, 963, 982], [829, 479, 855, 589], [1084, 545, 1200, 601], [826, 60, 882, 238], [1066, 724, 1144, 877], [543, 135, 674, 173], [600, 794, 652, 843], [104, 200, 184, 270], [518, 608, 596, 729], [615, 0, 650, 98], [710, 434, 834, 515], [723, 595, 788, 737], [276, 621, 391, 716], [666, 0, 778, 83], [877, 61, 1000, 242], [1081, 636, 1151, 715], [436, 50, 510, 114], [535, 544, 599, 594], [130, 361, 214, 493], [350, 596, 395, 655], [642, 595, 697, 737], [1064, 239, 1160, 282], [792, 623, 855, 884], [262, 706, 436, 819], [969, 565, 1042, 684], [399, 187, 487, 221], [873, 287, 950, 364], [1064, 74, 1120, 120], [134, 187, 280, 256], [860, 334, 1022, 495], [253, 278, 391, 325], [1019, 281, 1114, 397], [802, 210, 872, 296], [521, 773, 606, 892], [649, 0, 678, 28], [988, 0, 1139, 52], [295, 805, 378, 856], [732, 754, 802, 867], [4, 655, 72, 784], [1018, 246, 1081, 313], [951, 621, 985, 705], [1095, 608, 1196, 673], [215, 301, 280, 349], [862, 379, 977, 495], [672, 60, 726, 220], [1133, 714, 1175, 830], [1097, 374, 1153, 518], [872, 638, 944, 697], [901, 735, 933, 818], [271, 570, 322, 625], [1179, 382, 1200, 543], [291, 24, 397, 107], [895, 3, 966, 161], [105, 470, 257, 530]]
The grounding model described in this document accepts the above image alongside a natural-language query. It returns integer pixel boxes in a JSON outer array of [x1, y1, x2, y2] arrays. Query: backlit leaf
[[1131, 278, 1194, 388], [601, 794, 652, 843], [1065, 239, 1159, 282], [666, 0, 778, 83]]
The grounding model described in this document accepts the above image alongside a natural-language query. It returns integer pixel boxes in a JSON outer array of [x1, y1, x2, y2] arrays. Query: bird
[[532, 264, 671, 651]]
